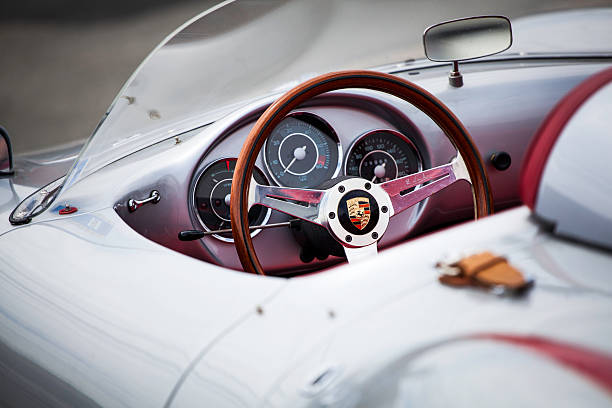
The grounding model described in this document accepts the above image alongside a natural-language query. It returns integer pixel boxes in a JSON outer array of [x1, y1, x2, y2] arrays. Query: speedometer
[[264, 112, 341, 188], [345, 129, 421, 183]]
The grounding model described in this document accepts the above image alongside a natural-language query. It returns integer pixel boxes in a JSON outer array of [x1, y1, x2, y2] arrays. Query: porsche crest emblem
[[346, 197, 371, 230]]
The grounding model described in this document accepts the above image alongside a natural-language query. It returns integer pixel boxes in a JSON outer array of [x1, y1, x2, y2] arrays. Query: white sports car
[[1, 1, 611, 407]]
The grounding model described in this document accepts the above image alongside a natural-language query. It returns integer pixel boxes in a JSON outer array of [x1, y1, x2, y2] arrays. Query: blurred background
[[1, 0, 611, 155]]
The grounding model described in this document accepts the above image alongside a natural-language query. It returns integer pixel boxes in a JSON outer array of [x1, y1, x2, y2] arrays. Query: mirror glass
[[424, 16, 512, 62], [0, 135, 10, 172]]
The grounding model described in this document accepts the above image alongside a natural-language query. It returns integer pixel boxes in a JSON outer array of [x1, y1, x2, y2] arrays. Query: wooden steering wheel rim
[[230, 70, 493, 275]]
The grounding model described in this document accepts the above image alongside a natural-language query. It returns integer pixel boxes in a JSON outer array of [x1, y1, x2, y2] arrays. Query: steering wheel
[[230, 71, 493, 275]]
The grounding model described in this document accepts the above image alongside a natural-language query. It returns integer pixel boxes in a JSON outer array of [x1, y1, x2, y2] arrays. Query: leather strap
[[439, 251, 530, 292]]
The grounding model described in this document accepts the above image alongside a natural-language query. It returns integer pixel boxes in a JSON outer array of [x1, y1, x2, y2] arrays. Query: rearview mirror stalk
[[449, 61, 463, 88]]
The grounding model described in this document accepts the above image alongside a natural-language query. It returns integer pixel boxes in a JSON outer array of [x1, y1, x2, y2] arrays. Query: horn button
[[325, 178, 393, 247], [337, 190, 379, 235]]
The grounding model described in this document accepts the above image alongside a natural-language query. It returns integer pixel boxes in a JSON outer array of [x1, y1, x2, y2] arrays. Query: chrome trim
[[250, 182, 327, 226], [381, 156, 466, 215], [324, 177, 393, 248], [190, 158, 271, 243], [128, 190, 161, 213], [9, 176, 65, 225]]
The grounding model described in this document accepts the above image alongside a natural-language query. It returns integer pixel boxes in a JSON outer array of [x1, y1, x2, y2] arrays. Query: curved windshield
[[58, 1, 612, 194], [60, 0, 422, 192]]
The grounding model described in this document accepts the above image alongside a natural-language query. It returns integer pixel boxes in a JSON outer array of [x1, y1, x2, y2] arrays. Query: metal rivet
[[372, 232, 379, 239], [338, 185, 345, 193], [345, 235, 352, 242], [365, 182, 371, 190], [381, 206, 388, 213], [328, 212, 335, 219]]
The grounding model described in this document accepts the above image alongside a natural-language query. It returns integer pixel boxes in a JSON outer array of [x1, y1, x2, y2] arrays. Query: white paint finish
[[536, 81, 612, 250], [267, 212, 612, 406], [0, 208, 285, 407], [352, 341, 612, 407], [0, 8, 611, 407], [170, 207, 612, 406]]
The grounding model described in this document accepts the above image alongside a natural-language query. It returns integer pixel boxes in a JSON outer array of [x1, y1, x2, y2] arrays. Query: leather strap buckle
[[436, 251, 534, 296]]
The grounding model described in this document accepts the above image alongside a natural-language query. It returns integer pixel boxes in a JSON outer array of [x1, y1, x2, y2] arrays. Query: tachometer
[[264, 113, 341, 188], [192, 158, 270, 242], [345, 129, 421, 183]]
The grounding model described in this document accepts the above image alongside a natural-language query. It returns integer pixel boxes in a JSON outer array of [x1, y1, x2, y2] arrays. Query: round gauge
[[345, 129, 421, 183], [264, 113, 341, 188], [193, 158, 270, 242]]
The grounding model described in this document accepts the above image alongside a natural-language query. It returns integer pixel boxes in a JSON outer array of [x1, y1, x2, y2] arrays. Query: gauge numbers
[[264, 113, 341, 188], [193, 158, 270, 242], [345, 129, 421, 183]]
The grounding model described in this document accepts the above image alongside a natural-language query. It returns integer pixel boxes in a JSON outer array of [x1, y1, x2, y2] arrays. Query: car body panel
[[2, 5, 612, 407], [168, 206, 612, 406], [0, 207, 285, 407]]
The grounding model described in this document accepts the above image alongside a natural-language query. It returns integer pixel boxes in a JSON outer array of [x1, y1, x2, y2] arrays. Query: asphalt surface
[[0, 0, 218, 155], [1, 0, 611, 155]]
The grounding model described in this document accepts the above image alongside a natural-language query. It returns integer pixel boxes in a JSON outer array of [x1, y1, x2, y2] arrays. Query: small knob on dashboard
[[490, 151, 511, 171]]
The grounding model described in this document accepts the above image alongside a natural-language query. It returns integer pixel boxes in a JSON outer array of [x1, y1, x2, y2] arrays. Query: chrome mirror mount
[[423, 16, 513, 87], [0, 126, 14, 177]]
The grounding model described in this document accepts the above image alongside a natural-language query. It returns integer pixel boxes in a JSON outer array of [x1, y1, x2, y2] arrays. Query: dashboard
[[113, 61, 609, 275], [176, 91, 459, 274], [191, 108, 425, 244]]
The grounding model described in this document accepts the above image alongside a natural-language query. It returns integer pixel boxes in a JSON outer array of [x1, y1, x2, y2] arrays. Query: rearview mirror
[[423, 16, 512, 87], [0, 126, 14, 176]]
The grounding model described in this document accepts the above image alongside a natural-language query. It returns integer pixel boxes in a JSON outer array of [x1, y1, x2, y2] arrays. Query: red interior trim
[[476, 333, 612, 395], [520, 66, 612, 209]]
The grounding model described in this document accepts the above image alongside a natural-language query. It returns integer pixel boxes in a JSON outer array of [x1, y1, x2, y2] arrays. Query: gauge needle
[[281, 145, 307, 175], [372, 162, 386, 182]]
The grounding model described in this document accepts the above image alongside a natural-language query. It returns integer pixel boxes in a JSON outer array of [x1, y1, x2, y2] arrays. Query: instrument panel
[[345, 129, 422, 184], [191, 109, 424, 243], [263, 113, 341, 188], [264, 112, 422, 189]]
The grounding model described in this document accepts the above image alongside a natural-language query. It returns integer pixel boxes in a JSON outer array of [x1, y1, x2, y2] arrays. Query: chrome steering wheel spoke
[[250, 178, 389, 264], [380, 154, 470, 215], [250, 182, 327, 226], [248, 154, 470, 264]]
